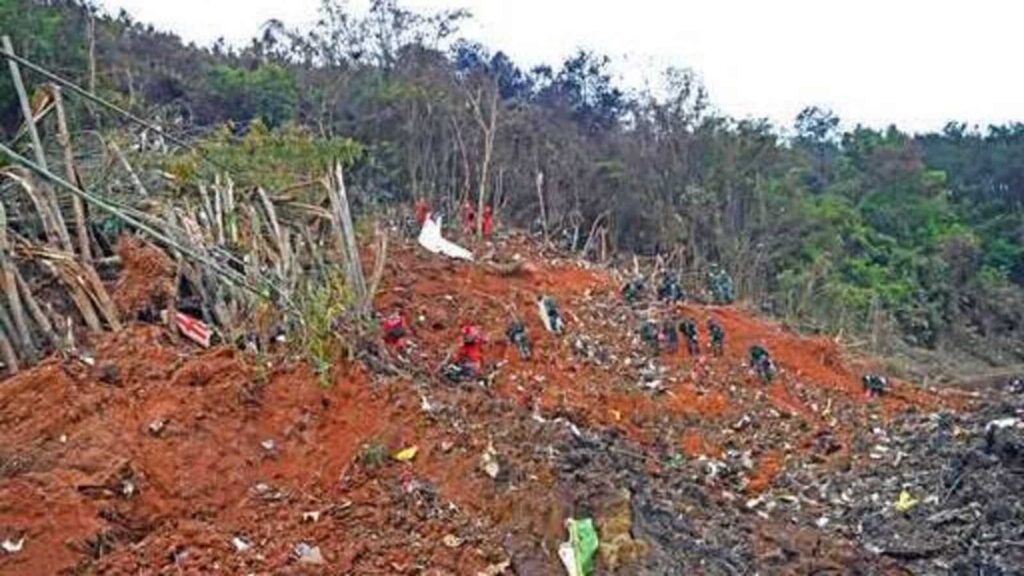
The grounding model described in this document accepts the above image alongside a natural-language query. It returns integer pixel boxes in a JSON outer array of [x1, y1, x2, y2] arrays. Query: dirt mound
[[111, 236, 175, 317], [0, 231, 972, 574]]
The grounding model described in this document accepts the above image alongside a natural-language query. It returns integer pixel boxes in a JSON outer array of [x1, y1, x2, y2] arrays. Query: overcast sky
[[101, 0, 1023, 133]]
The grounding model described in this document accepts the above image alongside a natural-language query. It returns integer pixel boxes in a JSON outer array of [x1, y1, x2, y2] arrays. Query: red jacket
[[414, 200, 429, 226], [461, 202, 476, 232], [482, 207, 493, 237], [455, 325, 484, 367]]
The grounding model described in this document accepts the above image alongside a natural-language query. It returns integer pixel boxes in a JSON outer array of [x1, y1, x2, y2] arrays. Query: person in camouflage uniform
[[708, 319, 725, 357], [749, 345, 775, 384], [506, 320, 531, 360], [862, 374, 887, 398], [661, 319, 679, 353], [622, 277, 645, 305], [640, 320, 660, 353], [657, 272, 684, 303], [707, 267, 736, 305], [680, 318, 700, 356]]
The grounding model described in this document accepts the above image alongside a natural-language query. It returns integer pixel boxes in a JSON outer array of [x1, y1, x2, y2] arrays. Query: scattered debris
[[173, 311, 212, 348], [442, 534, 463, 548], [418, 214, 473, 260], [480, 442, 500, 479], [392, 445, 418, 462], [231, 536, 251, 553], [1, 538, 24, 554], [558, 518, 599, 576], [294, 542, 325, 565]]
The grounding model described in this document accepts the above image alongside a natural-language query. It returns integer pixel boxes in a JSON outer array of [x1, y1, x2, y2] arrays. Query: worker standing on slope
[[862, 374, 888, 398], [444, 325, 484, 382], [414, 198, 430, 227], [661, 319, 679, 353], [622, 277, 645, 305], [658, 272, 684, 303], [482, 205, 494, 238], [749, 345, 775, 383], [461, 201, 476, 235], [708, 319, 725, 357], [538, 296, 565, 335], [639, 319, 660, 353], [506, 320, 531, 360], [680, 318, 700, 356]]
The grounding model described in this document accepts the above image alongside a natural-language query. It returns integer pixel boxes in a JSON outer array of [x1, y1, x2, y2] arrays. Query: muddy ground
[[0, 232, 1019, 575]]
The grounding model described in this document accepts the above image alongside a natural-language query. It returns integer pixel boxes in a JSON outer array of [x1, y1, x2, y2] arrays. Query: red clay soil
[[0, 231, 956, 574], [111, 236, 175, 316]]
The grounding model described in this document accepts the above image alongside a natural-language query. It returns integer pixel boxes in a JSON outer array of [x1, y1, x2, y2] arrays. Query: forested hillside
[[2, 0, 1023, 375]]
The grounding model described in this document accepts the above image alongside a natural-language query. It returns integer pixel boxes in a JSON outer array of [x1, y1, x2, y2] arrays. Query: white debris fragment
[[417, 215, 473, 260], [294, 543, 325, 565], [302, 511, 321, 523], [480, 443, 500, 479], [261, 439, 275, 452], [1, 538, 24, 554], [231, 536, 252, 553]]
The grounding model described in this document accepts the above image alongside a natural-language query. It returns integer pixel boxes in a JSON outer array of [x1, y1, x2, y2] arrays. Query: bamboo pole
[[51, 84, 93, 262], [2, 36, 46, 171], [0, 201, 37, 361], [0, 319, 17, 376], [325, 162, 367, 314], [2, 36, 74, 254], [13, 267, 58, 347], [109, 140, 148, 197]]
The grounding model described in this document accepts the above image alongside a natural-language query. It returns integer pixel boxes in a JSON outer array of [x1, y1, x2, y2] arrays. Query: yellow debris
[[392, 446, 419, 462], [894, 490, 918, 513]]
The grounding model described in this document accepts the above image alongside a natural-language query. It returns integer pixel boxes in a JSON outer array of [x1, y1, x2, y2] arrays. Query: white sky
[[101, 0, 1024, 133]]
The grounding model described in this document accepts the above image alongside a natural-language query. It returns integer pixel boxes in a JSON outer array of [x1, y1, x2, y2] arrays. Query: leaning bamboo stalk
[[75, 262, 122, 331], [0, 313, 18, 375], [109, 140, 149, 197], [51, 84, 92, 262], [324, 162, 367, 313], [37, 259, 102, 333], [13, 267, 58, 347], [2, 168, 63, 249], [3, 36, 46, 171], [366, 223, 389, 305], [0, 202, 37, 361]]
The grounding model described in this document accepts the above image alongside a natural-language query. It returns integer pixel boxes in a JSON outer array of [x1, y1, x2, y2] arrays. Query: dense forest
[[2, 0, 1023, 376]]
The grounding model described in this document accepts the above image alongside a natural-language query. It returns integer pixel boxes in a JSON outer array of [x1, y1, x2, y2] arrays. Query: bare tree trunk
[[472, 86, 498, 239], [535, 170, 549, 244], [52, 84, 93, 263], [449, 114, 472, 205]]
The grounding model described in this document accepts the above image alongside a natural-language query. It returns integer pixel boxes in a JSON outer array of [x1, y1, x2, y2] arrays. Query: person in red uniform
[[445, 324, 483, 381], [381, 310, 408, 352], [414, 199, 430, 227], [461, 201, 476, 235], [481, 205, 494, 238]]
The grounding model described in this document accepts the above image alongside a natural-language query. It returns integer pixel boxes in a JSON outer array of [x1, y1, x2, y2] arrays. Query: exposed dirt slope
[[0, 232, 970, 575]]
